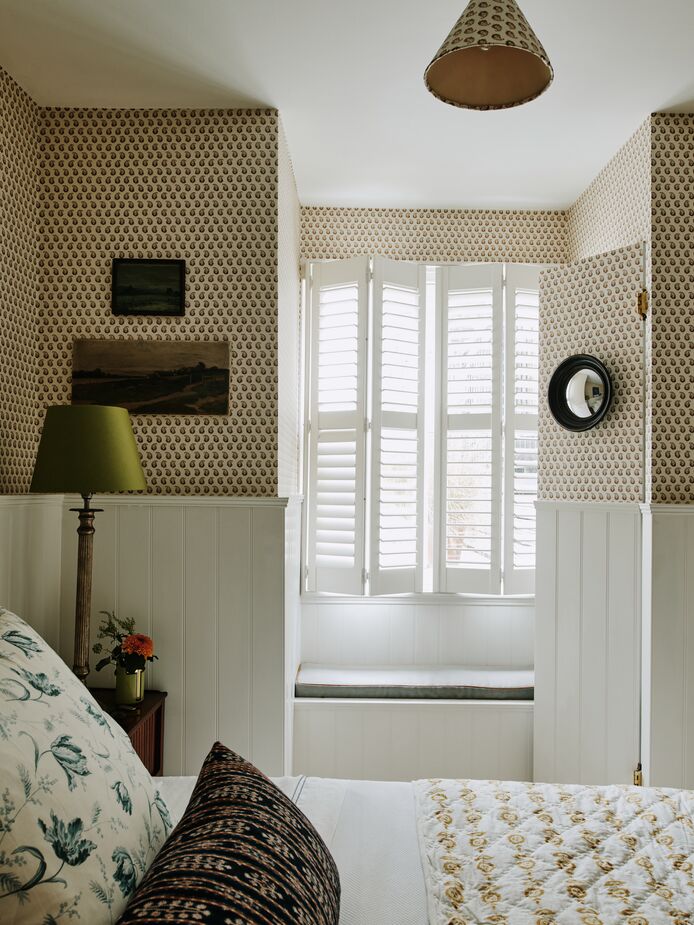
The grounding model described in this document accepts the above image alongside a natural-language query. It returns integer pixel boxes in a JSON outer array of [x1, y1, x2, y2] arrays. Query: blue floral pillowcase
[[0, 608, 172, 924]]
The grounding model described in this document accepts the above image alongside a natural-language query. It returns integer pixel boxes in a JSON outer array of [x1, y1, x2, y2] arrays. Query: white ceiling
[[1, 0, 693, 210]]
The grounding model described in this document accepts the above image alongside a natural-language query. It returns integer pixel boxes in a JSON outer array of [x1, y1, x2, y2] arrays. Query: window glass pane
[[381, 284, 419, 414], [513, 430, 537, 569], [318, 283, 360, 413], [514, 288, 539, 415], [315, 430, 358, 568], [445, 429, 493, 567], [378, 427, 418, 569], [447, 288, 494, 414]]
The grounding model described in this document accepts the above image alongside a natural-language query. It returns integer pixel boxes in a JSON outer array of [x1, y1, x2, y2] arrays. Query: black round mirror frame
[[547, 354, 613, 432]]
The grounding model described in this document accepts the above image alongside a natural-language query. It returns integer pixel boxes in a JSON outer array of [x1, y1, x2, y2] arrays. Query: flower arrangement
[[92, 611, 157, 675]]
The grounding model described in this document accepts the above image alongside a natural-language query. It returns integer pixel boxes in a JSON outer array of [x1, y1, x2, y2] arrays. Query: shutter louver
[[306, 257, 368, 594], [440, 265, 502, 593], [370, 258, 425, 594], [504, 265, 539, 594]]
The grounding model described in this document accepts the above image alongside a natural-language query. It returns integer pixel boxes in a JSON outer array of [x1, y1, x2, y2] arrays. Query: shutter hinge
[[637, 290, 648, 320], [364, 418, 371, 432], [633, 763, 643, 787], [362, 568, 369, 586]]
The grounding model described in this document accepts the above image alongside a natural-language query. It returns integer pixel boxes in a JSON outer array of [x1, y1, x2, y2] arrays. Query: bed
[[157, 773, 694, 925]]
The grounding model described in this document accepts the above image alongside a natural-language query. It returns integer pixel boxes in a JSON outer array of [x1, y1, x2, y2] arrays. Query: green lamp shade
[[31, 405, 147, 495]]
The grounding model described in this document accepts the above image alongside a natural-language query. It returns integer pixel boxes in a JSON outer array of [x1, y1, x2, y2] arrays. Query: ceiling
[[1, 0, 693, 210]]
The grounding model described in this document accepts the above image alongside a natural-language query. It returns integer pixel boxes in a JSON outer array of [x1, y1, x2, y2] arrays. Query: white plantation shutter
[[439, 265, 503, 593], [504, 265, 539, 593], [369, 258, 426, 594], [305, 257, 369, 594]]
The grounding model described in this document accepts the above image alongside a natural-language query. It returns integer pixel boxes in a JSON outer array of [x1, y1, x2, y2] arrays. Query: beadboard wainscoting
[[642, 505, 694, 788], [300, 596, 534, 668], [58, 495, 301, 778], [294, 699, 533, 781], [534, 502, 642, 785], [0, 495, 63, 648]]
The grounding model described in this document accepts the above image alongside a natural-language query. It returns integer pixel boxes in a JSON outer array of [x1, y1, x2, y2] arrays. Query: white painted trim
[[639, 503, 694, 516], [536, 501, 643, 512], [293, 697, 534, 780], [294, 697, 533, 710], [300, 592, 534, 607], [61, 494, 296, 509], [0, 494, 65, 507]]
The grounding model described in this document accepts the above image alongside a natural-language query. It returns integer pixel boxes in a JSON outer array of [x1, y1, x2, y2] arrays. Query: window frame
[[302, 258, 540, 599]]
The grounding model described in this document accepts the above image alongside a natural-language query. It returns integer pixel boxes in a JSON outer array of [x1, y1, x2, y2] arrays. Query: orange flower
[[122, 633, 154, 659]]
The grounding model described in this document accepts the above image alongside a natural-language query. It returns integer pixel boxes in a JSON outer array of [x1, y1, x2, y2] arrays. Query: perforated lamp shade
[[31, 405, 146, 496], [424, 0, 553, 110]]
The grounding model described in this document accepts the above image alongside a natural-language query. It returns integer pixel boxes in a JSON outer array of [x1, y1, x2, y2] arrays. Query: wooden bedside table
[[90, 688, 167, 776]]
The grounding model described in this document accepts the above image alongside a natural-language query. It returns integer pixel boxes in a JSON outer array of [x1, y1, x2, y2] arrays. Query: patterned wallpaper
[[37, 108, 281, 496], [566, 119, 651, 263], [0, 69, 40, 493], [301, 207, 567, 264], [0, 61, 690, 504], [538, 244, 644, 502], [650, 114, 694, 504], [277, 120, 302, 497]]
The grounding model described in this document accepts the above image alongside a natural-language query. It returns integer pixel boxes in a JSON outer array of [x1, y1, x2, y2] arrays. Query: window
[[303, 257, 540, 596]]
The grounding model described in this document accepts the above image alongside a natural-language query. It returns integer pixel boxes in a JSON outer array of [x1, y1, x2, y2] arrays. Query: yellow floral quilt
[[413, 778, 694, 925]]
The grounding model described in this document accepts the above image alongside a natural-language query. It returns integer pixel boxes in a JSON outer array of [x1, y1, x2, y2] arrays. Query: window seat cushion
[[295, 664, 534, 701]]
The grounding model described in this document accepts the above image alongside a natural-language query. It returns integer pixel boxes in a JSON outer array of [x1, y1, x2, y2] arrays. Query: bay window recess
[[303, 257, 539, 597]]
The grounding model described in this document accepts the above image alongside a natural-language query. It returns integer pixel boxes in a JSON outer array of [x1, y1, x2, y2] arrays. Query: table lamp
[[31, 405, 146, 682]]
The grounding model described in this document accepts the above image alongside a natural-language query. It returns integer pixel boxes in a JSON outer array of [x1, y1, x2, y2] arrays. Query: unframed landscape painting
[[72, 339, 230, 414]]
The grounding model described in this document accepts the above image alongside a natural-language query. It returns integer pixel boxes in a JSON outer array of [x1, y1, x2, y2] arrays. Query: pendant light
[[424, 0, 553, 110]]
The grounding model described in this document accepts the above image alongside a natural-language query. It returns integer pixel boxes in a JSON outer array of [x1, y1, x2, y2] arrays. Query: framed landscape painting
[[112, 258, 185, 316], [72, 339, 229, 414]]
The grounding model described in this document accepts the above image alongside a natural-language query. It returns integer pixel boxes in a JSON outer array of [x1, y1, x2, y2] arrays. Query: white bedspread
[[414, 777, 694, 925], [155, 775, 428, 925]]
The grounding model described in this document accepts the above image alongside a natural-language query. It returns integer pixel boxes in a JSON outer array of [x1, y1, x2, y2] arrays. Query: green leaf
[[90, 880, 110, 905], [19, 764, 32, 799], [0, 871, 22, 894], [12, 845, 47, 891], [18, 730, 40, 771], [94, 657, 112, 673]]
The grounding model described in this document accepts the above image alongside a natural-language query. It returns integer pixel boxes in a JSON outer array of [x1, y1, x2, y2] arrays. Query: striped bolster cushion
[[117, 742, 340, 924]]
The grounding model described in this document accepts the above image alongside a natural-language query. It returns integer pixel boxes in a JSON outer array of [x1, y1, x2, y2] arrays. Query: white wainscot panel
[[0, 496, 63, 649], [645, 505, 694, 788], [534, 502, 641, 785], [294, 699, 533, 782], [301, 597, 534, 669], [59, 496, 293, 778]]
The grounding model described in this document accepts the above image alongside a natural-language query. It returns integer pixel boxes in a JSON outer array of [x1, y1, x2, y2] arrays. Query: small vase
[[115, 666, 145, 707]]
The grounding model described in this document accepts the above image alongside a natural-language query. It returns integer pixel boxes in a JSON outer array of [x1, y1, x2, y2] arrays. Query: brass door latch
[[637, 290, 648, 320], [633, 763, 643, 786]]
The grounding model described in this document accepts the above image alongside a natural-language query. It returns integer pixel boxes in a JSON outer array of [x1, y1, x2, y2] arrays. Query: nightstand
[[90, 688, 167, 775]]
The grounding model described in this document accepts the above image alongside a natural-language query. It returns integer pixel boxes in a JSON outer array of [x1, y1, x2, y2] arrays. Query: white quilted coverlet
[[414, 778, 694, 925]]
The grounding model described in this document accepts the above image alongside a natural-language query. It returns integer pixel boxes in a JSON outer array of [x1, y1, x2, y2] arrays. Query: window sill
[[300, 592, 534, 607]]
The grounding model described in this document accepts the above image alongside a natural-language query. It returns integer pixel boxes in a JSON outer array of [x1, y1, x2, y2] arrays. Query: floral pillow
[[0, 608, 172, 924]]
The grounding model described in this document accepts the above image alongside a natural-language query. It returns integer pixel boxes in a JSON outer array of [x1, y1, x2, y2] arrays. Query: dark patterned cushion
[[117, 742, 340, 925]]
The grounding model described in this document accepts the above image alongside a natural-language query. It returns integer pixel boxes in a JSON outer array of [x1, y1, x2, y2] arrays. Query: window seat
[[295, 664, 534, 701]]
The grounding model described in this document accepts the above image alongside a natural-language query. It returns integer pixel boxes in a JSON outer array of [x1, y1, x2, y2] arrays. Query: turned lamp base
[[69, 494, 103, 683]]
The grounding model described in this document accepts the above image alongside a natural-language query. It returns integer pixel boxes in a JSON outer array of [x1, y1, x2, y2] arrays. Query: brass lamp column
[[31, 405, 146, 682]]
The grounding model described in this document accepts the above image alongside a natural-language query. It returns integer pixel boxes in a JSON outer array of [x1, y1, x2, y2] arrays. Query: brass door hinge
[[633, 763, 643, 787], [637, 290, 648, 320]]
